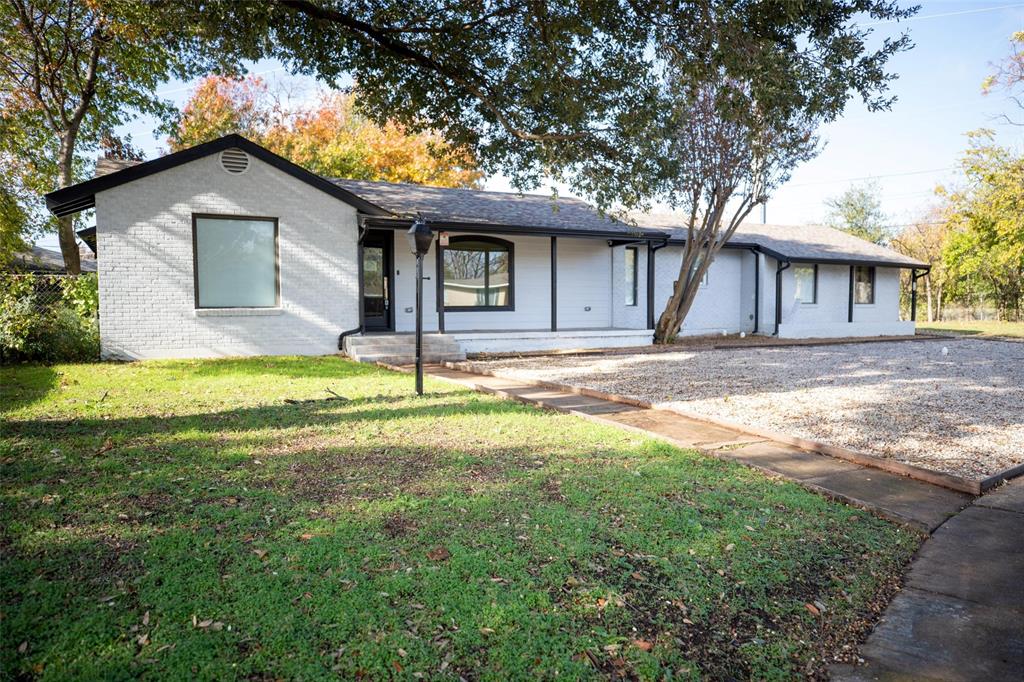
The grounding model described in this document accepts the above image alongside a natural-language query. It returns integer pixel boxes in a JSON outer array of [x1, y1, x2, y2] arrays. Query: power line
[[856, 3, 1024, 27], [785, 166, 956, 188]]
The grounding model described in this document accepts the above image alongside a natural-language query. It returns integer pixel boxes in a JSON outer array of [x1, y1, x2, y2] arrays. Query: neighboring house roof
[[94, 157, 143, 177], [44, 134, 925, 269], [44, 134, 390, 217], [335, 179, 642, 239], [8, 246, 97, 273], [635, 213, 926, 268]]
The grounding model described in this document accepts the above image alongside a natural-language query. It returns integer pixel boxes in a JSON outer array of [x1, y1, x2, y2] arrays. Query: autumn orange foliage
[[169, 76, 482, 188]]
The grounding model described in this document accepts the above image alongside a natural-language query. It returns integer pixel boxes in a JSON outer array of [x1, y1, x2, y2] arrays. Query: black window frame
[[794, 263, 818, 304], [192, 213, 281, 309], [624, 246, 638, 306], [441, 235, 515, 312], [854, 265, 875, 305]]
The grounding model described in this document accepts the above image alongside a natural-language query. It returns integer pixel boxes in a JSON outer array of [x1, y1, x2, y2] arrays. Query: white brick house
[[46, 135, 927, 360]]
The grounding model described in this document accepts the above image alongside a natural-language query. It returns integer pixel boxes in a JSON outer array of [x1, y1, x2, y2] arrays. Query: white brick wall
[[391, 231, 625, 332], [93, 150, 912, 357], [95, 152, 359, 359], [653, 247, 749, 336]]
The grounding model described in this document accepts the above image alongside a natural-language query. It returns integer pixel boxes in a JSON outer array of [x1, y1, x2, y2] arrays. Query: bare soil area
[[464, 338, 1024, 480]]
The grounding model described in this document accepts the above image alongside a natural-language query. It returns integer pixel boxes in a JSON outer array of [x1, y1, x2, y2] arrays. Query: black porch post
[[550, 236, 558, 331], [752, 250, 760, 334], [910, 268, 918, 321], [775, 261, 790, 335], [646, 242, 655, 330], [848, 266, 855, 323], [435, 238, 445, 333]]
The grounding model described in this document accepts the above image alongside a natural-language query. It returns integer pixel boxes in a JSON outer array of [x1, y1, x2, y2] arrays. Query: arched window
[[442, 236, 514, 310]]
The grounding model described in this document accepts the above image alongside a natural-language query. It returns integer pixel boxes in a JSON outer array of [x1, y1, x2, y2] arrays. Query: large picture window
[[193, 214, 279, 308], [624, 247, 638, 306], [794, 264, 817, 304], [443, 237, 513, 310], [854, 266, 875, 304]]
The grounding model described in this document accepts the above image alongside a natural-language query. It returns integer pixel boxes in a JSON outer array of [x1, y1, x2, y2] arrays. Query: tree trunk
[[56, 132, 82, 275]]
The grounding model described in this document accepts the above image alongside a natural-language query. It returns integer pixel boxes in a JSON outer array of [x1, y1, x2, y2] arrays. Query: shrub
[[0, 273, 100, 364]]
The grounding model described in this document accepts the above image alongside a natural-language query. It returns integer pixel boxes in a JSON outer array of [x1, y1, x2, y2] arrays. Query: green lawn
[[1, 357, 918, 680], [918, 319, 1024, 338]]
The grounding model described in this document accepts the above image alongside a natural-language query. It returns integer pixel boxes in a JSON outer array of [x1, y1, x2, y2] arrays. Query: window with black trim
[[794, 264, 817, 304], [854, 266, 875, 304], [624, 247, 638, 306], [443, 236, 513, 310], [193, 214, 280, 308]]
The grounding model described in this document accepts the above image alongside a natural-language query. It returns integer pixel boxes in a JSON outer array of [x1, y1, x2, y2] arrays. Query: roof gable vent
[[219, 148, 250, 175]]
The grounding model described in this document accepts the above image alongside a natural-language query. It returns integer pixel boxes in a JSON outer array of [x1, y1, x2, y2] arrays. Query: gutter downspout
[[910, 268, 928, 322], [338, 216, 370, 351], [774, 260, 791, 336]]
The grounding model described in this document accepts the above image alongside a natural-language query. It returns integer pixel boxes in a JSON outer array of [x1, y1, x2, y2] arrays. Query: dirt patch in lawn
[[464, 338, 1024, 480]]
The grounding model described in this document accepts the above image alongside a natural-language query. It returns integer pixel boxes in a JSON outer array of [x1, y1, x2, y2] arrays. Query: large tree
[[652, 78, 817, 342], [982, 31, 1024, 126], [0, 0, 215, 273], [824, 181, 890, 245], [168, 75, 483, 187], [941, 130, 1024, 320], [160, 0, 915, 212], [892, 206, 952, 321]]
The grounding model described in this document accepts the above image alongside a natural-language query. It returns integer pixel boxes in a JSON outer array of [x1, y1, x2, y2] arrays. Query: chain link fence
[[0, 273, 100, 364]]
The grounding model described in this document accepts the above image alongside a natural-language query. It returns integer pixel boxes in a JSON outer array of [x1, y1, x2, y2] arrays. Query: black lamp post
[[406, 218, 433, 395]]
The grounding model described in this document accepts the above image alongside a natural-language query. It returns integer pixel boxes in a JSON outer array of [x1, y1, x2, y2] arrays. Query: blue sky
[[46, 1, 1023, 249]]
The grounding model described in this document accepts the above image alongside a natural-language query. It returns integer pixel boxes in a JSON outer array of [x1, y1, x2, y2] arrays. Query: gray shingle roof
[[330, 179, 640, 236], [8, 246, 97, 273], [335, 180, 924, 268], [634, 213, 925, 268]]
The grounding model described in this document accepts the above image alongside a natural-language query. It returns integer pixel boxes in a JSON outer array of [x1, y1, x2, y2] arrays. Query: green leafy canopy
[[161, 0, 917, 211]]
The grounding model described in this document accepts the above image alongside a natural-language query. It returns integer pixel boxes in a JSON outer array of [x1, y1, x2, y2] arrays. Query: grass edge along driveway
[[1, 357, 920, 680]]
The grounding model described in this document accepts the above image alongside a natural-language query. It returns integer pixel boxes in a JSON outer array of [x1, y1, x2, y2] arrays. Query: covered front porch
[[350, 219, 665, 356]]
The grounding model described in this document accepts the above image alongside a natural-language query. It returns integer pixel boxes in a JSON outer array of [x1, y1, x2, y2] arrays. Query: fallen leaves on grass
[[426, 546, 451, 561], [632, 639, 653, 651]]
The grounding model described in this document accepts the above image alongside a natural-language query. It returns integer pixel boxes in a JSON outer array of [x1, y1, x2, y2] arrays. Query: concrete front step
[[354, 352, 467, 365], [344, 334, 466, 364]]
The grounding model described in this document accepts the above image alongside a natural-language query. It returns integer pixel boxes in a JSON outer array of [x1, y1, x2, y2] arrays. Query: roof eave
[[44, 134, 393, 218], [362, 216, 666, 241]]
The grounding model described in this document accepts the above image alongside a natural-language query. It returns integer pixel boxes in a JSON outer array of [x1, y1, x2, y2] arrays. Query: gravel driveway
[[464, 338, 1024, 480]]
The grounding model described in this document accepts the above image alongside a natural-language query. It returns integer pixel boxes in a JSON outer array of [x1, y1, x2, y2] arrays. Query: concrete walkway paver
[[831, 479, 1024, 681]]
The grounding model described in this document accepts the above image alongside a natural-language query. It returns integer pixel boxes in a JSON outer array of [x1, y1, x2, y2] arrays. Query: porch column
[[550, 236, 558, 331], [436, 238, 445, 333], [646, 242, 655, 330], [910, 268, 918, 321], [848, 265, 854, 323]]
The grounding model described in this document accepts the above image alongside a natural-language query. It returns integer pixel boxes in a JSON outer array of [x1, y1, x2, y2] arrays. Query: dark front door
[[362, 232, 393, 330]]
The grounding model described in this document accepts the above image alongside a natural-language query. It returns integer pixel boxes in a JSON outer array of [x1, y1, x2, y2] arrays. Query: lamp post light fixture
[[406, 217, 433, 395]]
